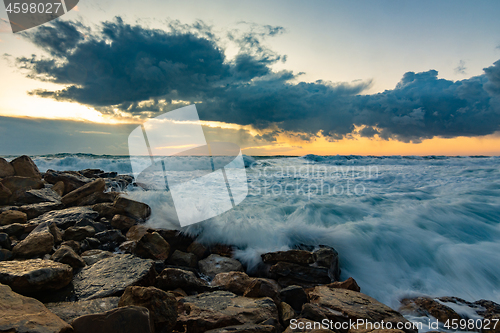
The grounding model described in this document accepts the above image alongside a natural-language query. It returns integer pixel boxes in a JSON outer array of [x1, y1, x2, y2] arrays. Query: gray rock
[[168, 249, 198, 268], [261, 250, 315, 265], [313, 246, 340, 281], [51, 245, 86, 269], [11, 188, 61, 205], [46, 297, 120, 323], [270, 262, 331, 286], [199, 254, 244, 279], [31, 206, 99, 229], [156, 267, 210, 292], [63, 226, 96, 241], [17, 201, 65, 220], [279, 285, 309, 312], [81, 249, 115, 266]]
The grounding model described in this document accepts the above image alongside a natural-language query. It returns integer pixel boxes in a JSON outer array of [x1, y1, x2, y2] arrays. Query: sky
[[1, 0, 500, 156]]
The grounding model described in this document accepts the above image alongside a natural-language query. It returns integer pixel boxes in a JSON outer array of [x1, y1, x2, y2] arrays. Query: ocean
[[9, 153, 500, 309]]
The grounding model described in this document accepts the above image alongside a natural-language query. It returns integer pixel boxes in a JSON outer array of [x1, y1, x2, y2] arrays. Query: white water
[[12, 153, 500, 308]]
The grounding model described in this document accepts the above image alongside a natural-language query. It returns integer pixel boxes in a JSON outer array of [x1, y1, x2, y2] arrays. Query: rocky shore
[[0, 155, 499, 333]]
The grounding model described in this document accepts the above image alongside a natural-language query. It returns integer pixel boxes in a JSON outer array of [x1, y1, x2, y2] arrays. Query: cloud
[[15, 18, 500, 143], [455, 60, 467, 74]]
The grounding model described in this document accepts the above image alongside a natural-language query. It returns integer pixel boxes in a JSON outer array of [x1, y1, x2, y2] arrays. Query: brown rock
[[212, 271, 254, 295], [262, 250, 315, 265], [135, 231, 170, 260], [300, 302, 348, 324], [327, 277, 360, 292], [12, 221, 60, 258], [71, 305, 153, 333], [270, 262, 331, 285], [75, 191, 118, 206], [0, 210, 27, 226], [111, 214, 137, 230], [0, 259, 73, 293], [280, 285, 309, 312], [126, 225, 149, 241], [114, 196, 151, 220], [17, 201, 65, 220], [279, 302, 296, 327], [46, 297, 120, 323], [168, 249, 198, 267], [81, 249, 115, 266], [118, 286, 177, 331], [199, 254, 244, 278], [0, 183, 12, 204], [0, 283, 73, 333], [0, 223, 26, 236], [205, 324, 277, 333], [63, 225, 96, 241], [10, 187, 61, 205], [243, 278, 280, 303], [51, 245, 86, 269], [399, 297, 461, 323], [62, 178, 106, 206], [156, 267, 210, 292], [61, 240, 81, 253], [0, 157, 15, 178], [1, 176, 44, 193], [119, 240, 137, 253], [44, 170, 92, 194], [187, 241, 209, 258], [52, 181, 65, 196], [283, 318, 335, 333], [313, 246, 340, 281], [10, 155, 41, 179], [0, 249, 13, 261], [92, 202, 121, 219]]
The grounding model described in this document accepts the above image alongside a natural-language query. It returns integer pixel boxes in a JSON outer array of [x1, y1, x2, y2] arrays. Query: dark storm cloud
[[16, 18, 500, 142]]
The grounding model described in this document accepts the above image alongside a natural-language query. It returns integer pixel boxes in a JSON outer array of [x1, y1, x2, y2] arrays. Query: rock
[[262, 250, 315, 265], [243, 278, 280, 302], [0, 223, 26, 236], [279, 302, 296, 327], [62, 178, 106, 206], [76, 191, 117, 206], [0, 283, 73, 333], [46, 297, 120, 323], [51, 245, 86, 269], [199, 254, 244, 278], [187, 241, 209, 258], [0, 232, 11, 249], [126, 225, 149, 241], [71, 305, 153, 333], [0, 259, 72, 293], [111, 214, 137, 230], [0, 183, 12, 204], [74, 218, 107, 233], [135, 232, 170, 260], [177, 291, 278, 333], [73, 254, 156, 300], [284, 318, 336, 333], [12, 221, 60, 258], [300, 302, 348, 324], [80, 237, 101, 252], [270, 262, 331, 285], [313, 246, 340, 281], [280, 285, 309, 312], [92, 202, 121, 219], [0, 249, 13, 261], [114, 196, 151, 220], [0, 157, 15, 177], [168, 249, 198, 267], [61, 240, 81, 253], [205, 324, 277, 333], [52, 181, 65, 196], [119, 240, 137, 253], [309, 287, 415, 333], [159, 229, 194, 252], [44, 170, 92, 194], [399, 297, 461, 323], [118, 286, 177, 331], [1, 176, 44, 192], [10, 155, 41, 179], [30, 206, 99, 229], [95, 229, 126, 251], [0, 210, 27, 225], [81, 249, 115, 265], [326, 277, 360, 292], [17, 201, 65, 220], [11, 188, 61, 205], [212, 271, 254, 295], [64, 225, 96, 241], [156, 267, 210, 292]]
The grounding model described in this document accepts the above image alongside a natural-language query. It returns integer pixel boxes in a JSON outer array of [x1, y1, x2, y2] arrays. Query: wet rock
[[212, 271, 254, 295], [135, 231, 170, 260], [63, 225, 96, 241], [243, 278, 280, 303], [0, 157, 15, 178], [71, 305, 153, 333], [74, 218, 107, 233], [12, 221, 60, 258], [168, 249, 197, 268], [187, 241, 209, 258], [0, 183, 12, 204], [119, 286, 177, 331], [199, 254, 244, 278], [0, 210, 27, 225], [326, 277, 360, 292], [18, 201, 65, 220], [279, 302, 295, 327], [1, 176, 44, 193], [44, 170, 92, 194], [114, 196, 151, 220], [205, 324, 276, 333], [81, 249, 115, 266], [0, 259, 72, 293], [10, 155, 41, 179], [73, 253, 156, 300], [51, 181, 65, 196], [156, 267, 210, 292], [30, 206, 99, 229], [61, 240, 81, 253], [76, 191, 117, 206], [95, 229, 126, 251], [0, 249, 13, 261], [92, 202, 121, 219], [111, 214, 137, 230], [126, 225, 149, 241], [280, 285, 309, 312], [62, 178, 106, 206], [313, 246, 340, 281], [119, 240, 137, 253], [177, 291, 278, 333], [270, 262, 331, 286], [0, 283, 73, 333], [262, 250, 315, 265], [51, 245, 86, 269], [0, 232, 11, 249], [11, 188, 61, 205], [399, 297, 461, 323], [0, 223, 26, 236], [159, 229, 194, 252], [46, 297, 120, 323]]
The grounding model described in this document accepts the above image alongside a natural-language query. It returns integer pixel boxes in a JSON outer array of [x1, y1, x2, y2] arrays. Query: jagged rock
[[243, 278, 280, 302], [399, 297, 462, 322], [73, 254, 156, 300], [61, 240, 81, 253], [270, 262, 331, 286], [46, 297, 120, 323], [280, 285, 309, 312], [30, 206, 99, 229], [51, 181, 65, 196], [0, 259, 72, 293], [119, 286, 177, 331], [95, 229, 126, 251], [12, 221, 61, 258], [176, 291, 278, 333], [0, 157, 15, 177], [0, 283, 73, 333], [313, 246, 340, 281], [81, 249, 115, 266], [51, 245, 86, 269], [0, 210, 27, 225], [11, 188, 61, 205], [212, 271, 254, 295], [0, 249, 13, 261], [63, 225, 96, 241], [62, 178, 106, 206], [126, 225, 149, 241], [156, 267, 210, 292], [0, 232, 11, 249], [111, 214, 137, 230], [262, 250, 315, 265], [136, 232, 170, 260], [159, 229, 194, 252], [92, 202, 121, 219], [309, 287, 415, 333], [284, 318, 336, 333], [0, 183, 12, 204], [119, 240, 136, 253], [10, 155, 41, 179], [279, 302, 295, 327], [0, 223, 26, 236], [114, 196, 151, 220], [327, 277, 360, 292], [199, 254, 244, 278], [17, 201, 65, 220], [71, 305, 153, 333], [74, 218, 107, 233], [76, 191, 117, 206], [44, 170, 92, 194], [187, 241, 209, 258], [300, 302, 348, 324], [1, 176, 44, 193], [167, 249, 197, 267], [205, 324, 277, 333]]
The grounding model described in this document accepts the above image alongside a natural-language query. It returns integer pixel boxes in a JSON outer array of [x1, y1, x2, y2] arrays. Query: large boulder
[[199, 254, 244, 278], [12, 221, 60, 258], [118, 286, 177, 331], [44, 170, 92, 194], [111, 214, 137, 230], [51, 245, 86, 269], [0, 259, 72, 293], [177, 291, 279, 333], [279, 285, 309, 312], [135, 231, 170, 260], [114, 196, 151, 220], [399, 297, 462, 322], [262, 250, 315, 265], [243, 278, 280, 303], [10, 188, 61, 205], [0, 210, 27, 225], [81, 249, 115, 266], [0, 283, 73, 333], [63, 225, 96, 241], [167, 249, 198, 268], [71, 305, 153, 333], [212, 271, 254, 295], [31, 206, 99, 229], [0, 157, 15, 178], [0, 176, 44, 193], [270, 262, 331, 286], [0, 183, 12, 204], [313, 246, 340, 281], [46, 297, 120, 323], [17, 201, 65, 220], [10, 155, 41, 179], [73, 254, 156, 300], [61, 178, 106, 206], [156, 267, 210, 292]]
